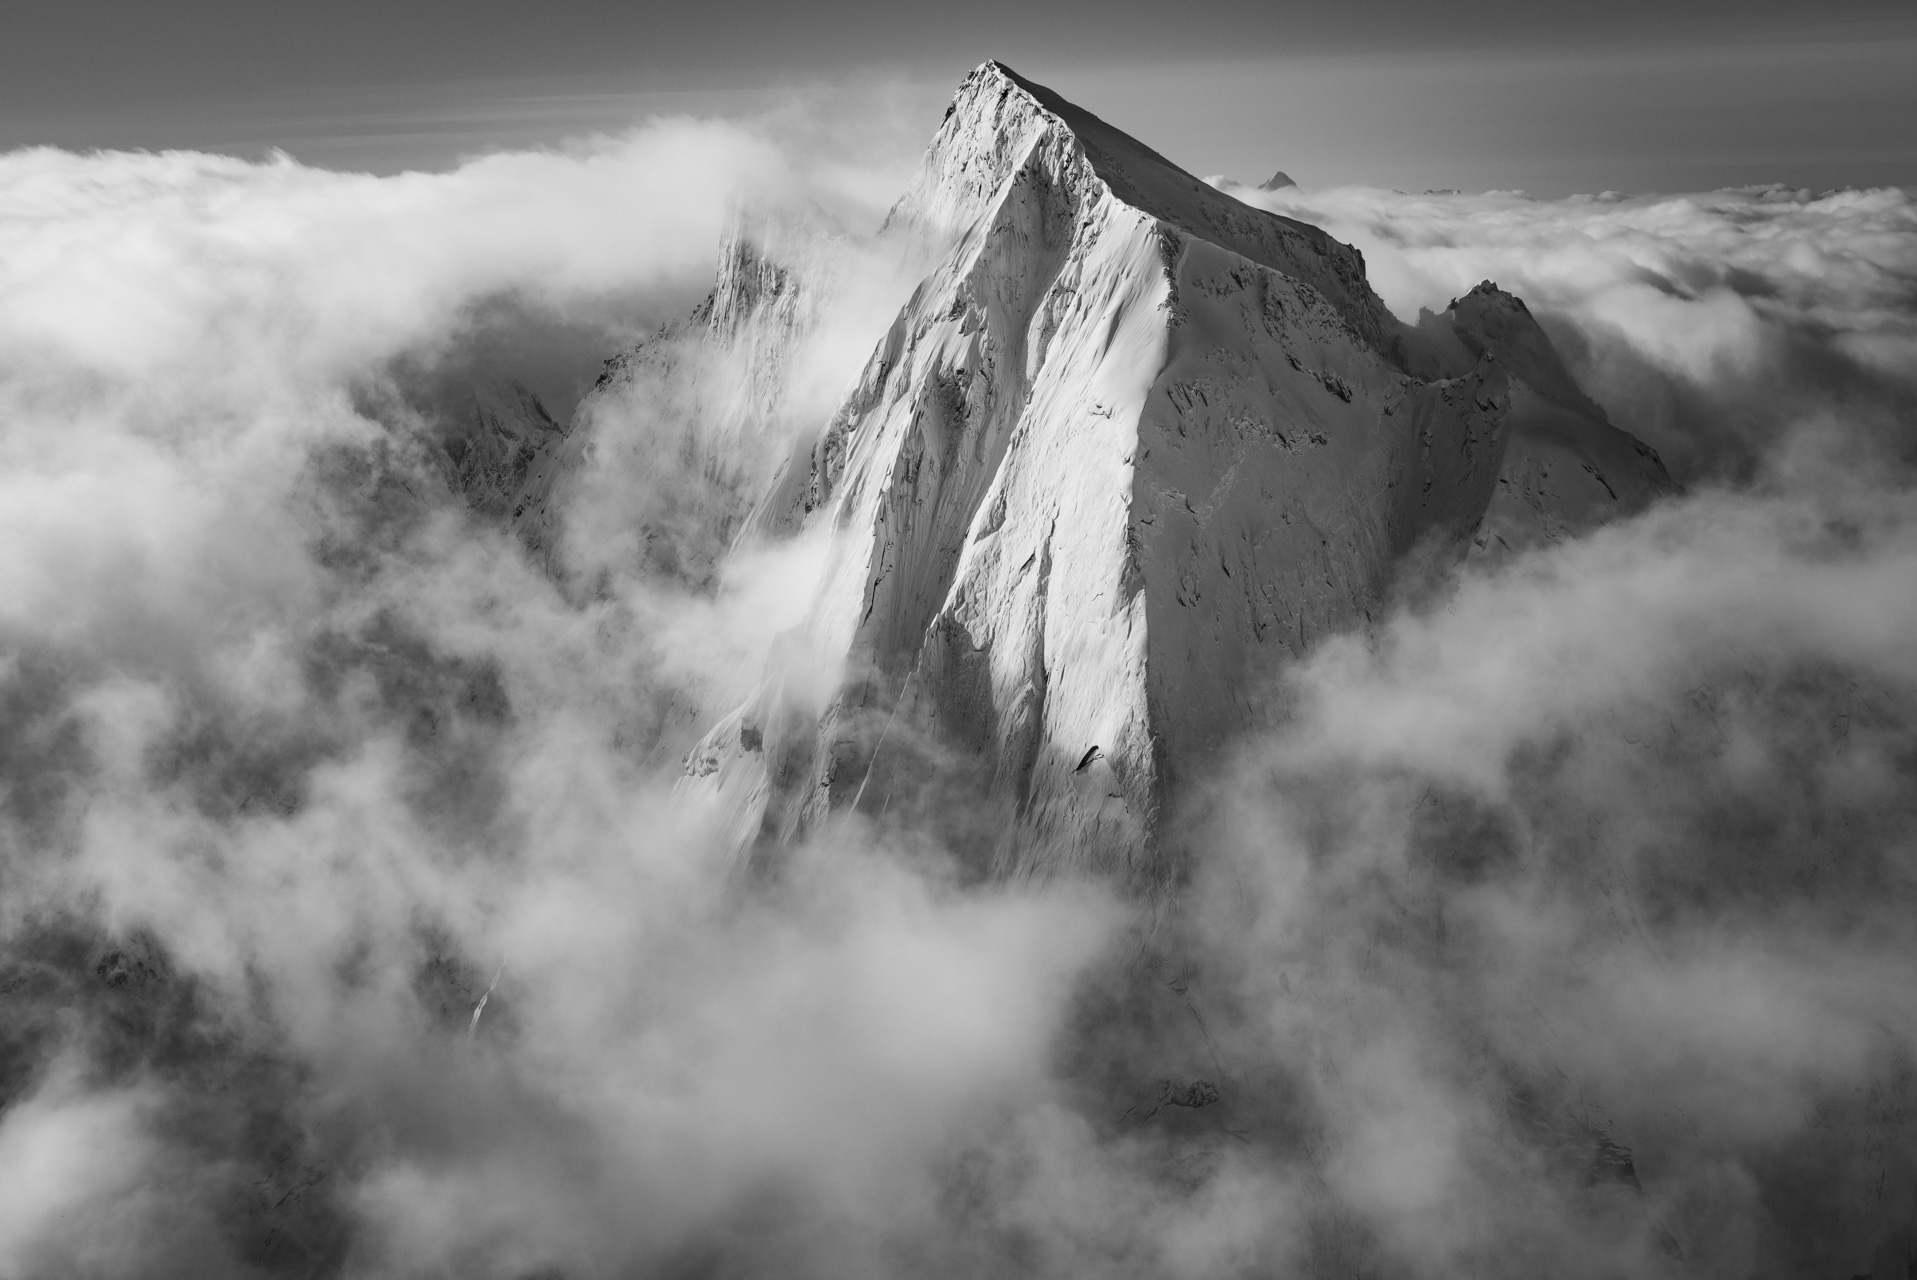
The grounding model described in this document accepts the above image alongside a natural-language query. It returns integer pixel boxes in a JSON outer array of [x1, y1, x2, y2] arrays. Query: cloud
[[0, 1069, 168, 1275], [1278, 488, 1917, 791], [0, 112, 1128, 1280], [0, 125, 779, 375], [1182, 479, 1917, 1269], [1171, 179, 1917, 1267], [1229, 180, 1917, 482], [0, 97, 1912, 1278]]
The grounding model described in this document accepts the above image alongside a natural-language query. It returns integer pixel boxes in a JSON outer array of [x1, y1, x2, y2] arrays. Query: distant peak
[[1259, 171, 1297, 191]]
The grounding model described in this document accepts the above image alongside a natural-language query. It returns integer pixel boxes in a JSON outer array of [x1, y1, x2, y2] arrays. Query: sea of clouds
[[0, 99, 1911, 1278]]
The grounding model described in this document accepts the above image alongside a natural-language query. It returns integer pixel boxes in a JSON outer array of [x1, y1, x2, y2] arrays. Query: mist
[[0, 92, 1912, 1280]]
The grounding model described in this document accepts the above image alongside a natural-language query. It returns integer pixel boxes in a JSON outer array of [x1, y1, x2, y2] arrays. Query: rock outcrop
[[435, 380, 572, 551], [676, 61, 1676, 887]]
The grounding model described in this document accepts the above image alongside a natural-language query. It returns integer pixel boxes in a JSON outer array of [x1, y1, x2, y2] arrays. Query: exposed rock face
[[679, 62, 1676, 886], [1259, 171, 1298, 191], [435, 380, 572, 547]]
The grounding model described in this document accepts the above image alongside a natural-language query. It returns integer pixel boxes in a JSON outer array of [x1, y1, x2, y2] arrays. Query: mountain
[[570, 226, 818, 577], [668, 62, 1675, 885], [435, 380, 569, 534], [503, 209, 867, 600]]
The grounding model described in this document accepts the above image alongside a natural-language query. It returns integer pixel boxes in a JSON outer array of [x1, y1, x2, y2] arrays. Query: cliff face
[[678, 62, 1676, 885]]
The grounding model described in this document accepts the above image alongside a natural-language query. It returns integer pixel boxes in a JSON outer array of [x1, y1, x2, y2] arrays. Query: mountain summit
[[675, 61, 1674, 884]]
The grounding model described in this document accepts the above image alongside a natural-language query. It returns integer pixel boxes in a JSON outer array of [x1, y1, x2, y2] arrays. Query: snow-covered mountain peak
[[674, 64, 1677, 886]]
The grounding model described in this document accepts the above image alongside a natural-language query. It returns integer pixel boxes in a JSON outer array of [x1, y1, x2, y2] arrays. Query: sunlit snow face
[[0, 99, 1911, 1278]]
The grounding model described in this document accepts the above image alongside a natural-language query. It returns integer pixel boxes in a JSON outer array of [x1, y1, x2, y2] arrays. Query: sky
[[5, 0, 1915, 194]]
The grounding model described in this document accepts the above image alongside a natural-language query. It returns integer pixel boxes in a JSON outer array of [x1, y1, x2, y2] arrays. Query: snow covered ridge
[[674, 61, 1677, 886]]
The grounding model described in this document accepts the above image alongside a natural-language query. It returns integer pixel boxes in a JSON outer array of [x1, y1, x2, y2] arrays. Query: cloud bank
[[0, 110, 1910, 1279], [0, 115, 1118, 1278], [1174, 179, 1917, 1277], [1231, 180, 1917, 483]]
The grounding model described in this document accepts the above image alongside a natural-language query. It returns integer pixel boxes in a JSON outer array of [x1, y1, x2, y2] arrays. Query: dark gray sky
[[6, 0, 1914, 194]]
